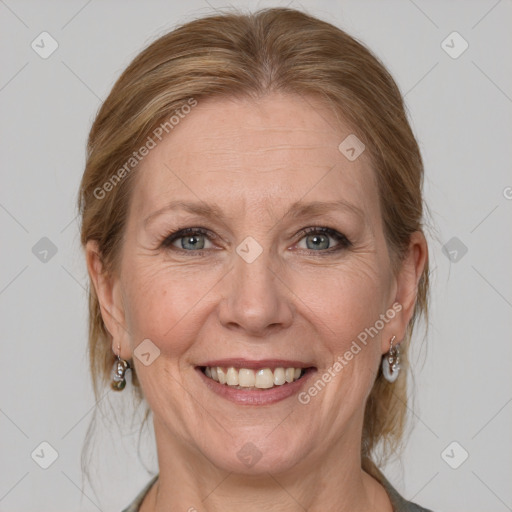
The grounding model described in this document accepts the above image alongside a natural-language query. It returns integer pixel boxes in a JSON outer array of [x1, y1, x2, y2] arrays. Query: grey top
[[121, 471, 433, 511]]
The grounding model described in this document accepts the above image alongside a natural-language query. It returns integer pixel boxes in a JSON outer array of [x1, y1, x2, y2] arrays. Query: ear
[[382, 231, 428, 354], [85, 240, 131, 360]]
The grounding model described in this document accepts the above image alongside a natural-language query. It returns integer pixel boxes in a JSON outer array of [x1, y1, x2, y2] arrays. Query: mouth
[[196, 360, 316, 405]]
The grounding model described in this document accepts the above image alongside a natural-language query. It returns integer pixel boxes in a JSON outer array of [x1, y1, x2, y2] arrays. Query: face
[[88, 92, 422, 476]]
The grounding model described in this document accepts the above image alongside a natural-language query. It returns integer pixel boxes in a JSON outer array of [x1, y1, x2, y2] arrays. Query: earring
[[111, 344, 130, 391], [381, 335, 401, 383]]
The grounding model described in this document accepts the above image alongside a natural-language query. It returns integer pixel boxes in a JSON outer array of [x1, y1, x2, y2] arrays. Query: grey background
[[1, 0, 511, 511]]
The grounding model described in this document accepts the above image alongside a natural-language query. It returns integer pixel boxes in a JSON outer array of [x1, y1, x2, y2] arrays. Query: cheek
[[294, 261, 389, 349], [293, 264, 389, 420], [122, 261, 219, 356]]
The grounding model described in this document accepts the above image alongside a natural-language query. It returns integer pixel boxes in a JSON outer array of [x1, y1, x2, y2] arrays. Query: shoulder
[[121, 475, 158, 512], [374, 468, 434, 512], [362, 457, 434, 512], [122, 470, 435, 512]]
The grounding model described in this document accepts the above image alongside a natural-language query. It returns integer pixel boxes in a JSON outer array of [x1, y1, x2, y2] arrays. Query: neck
[[141, 418, 391, 512]]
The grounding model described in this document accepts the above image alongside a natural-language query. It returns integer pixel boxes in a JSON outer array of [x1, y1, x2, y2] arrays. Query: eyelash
[[159, 226, 352, 255]]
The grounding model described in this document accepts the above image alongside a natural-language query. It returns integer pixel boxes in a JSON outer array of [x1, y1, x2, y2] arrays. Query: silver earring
[[111, 344, 130, 391], [381, 335, 400, 383]]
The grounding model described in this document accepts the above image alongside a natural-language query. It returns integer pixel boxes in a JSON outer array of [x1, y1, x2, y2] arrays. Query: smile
[[200, 365, 306, 389], [196, 360, 316, 405]]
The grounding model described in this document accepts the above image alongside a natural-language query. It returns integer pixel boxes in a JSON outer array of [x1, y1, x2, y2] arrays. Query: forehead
[[130, 93, 379, 225]]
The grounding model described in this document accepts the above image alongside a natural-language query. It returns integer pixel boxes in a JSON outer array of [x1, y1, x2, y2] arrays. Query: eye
[[160, 226, 351, 255], [295, 227, 351, 253], [161, 227, 215, 252]]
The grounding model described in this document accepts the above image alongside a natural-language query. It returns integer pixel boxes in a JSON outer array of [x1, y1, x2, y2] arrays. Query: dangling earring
[[111, 344, 130, 391], [381, 335, 401, 383]]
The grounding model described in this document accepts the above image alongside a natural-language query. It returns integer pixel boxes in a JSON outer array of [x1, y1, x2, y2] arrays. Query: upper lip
[[197, 359, 315, 369]]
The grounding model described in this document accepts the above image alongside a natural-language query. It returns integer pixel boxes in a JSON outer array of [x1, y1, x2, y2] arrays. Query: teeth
[[226, 367, 238, 386], [255, 369, 274, 389], [273, 367, 285, 385], [203, 366, 305, 389], [238, 368, 255, 387], [217, 367, 227, 384]]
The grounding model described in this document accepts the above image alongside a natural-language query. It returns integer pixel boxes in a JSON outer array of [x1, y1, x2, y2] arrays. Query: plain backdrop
[[1, 1, 511, 511]]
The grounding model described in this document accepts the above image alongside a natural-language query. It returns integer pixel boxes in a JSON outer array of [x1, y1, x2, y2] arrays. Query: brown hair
[[78, 7, 429, 468]]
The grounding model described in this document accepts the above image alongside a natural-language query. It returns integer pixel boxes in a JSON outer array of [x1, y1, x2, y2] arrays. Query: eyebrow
[[143, 198, 364, 229]]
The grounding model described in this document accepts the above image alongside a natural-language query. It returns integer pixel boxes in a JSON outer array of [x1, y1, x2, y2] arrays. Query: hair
[[78, 6, 429, 476]]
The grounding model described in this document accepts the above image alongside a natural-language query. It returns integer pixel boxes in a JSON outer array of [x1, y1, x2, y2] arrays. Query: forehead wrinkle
[[142, 196, 367, 233], [186, 144, 337, 156]]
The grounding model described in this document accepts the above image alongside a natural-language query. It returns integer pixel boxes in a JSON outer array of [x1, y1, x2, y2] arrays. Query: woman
[[79, 7, 431, 511]]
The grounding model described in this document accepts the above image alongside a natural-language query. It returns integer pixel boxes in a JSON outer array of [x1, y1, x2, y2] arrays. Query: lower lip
[[196, 367, 316, 405]]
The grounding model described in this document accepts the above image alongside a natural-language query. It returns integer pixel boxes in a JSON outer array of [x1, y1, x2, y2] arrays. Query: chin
[[198, 428, 310, 476]]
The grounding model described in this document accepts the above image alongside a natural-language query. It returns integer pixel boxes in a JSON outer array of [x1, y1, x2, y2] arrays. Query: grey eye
[[294, 227, 351, 253], [296, 229, 347, 251], [175, 233, 209, 250], [304, 233, 330, 250], [163, 228, 215, 251]]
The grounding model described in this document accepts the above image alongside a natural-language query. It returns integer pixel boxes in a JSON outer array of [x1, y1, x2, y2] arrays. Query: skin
[[87, 92, 427, 511]]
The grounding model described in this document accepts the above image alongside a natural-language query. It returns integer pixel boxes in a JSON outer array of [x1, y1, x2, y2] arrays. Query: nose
[[217, 246, 294, 337]]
